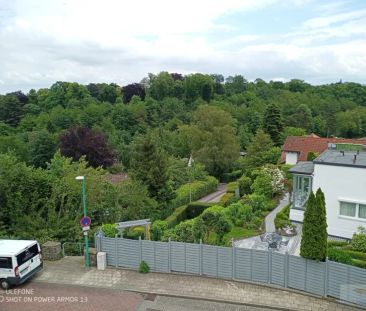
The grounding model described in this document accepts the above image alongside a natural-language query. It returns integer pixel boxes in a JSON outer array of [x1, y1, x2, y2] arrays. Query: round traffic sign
[[80, 216, 91, 227]]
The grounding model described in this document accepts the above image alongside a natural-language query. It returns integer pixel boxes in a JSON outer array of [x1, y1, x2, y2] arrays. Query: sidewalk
[[34, 257, 363, 311]]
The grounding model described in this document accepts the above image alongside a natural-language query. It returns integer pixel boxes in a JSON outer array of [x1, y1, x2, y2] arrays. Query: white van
[[0, 239, 43, 290]]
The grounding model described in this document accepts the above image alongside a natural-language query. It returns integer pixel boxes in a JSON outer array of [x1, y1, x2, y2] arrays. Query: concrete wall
[[289, 208, 304, 223], [312, 164, 366, 239], [285, 152, 298, 165]]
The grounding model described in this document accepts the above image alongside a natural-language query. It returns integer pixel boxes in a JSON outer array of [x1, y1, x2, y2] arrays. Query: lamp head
[[75, 176, 85, 181]]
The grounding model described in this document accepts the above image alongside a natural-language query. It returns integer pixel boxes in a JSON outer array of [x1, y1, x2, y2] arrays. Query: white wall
[[312, 164, 366, 239], [285, 152, 298, 165], [289, 209, 304, 222]]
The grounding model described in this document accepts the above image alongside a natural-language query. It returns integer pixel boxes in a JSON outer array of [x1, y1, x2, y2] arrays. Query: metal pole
[[82, 178, 90, 268]]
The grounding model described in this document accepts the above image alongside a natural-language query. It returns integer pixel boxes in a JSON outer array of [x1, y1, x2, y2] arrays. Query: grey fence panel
[[271, 252, 285, 287], [251, 250, 268, 283], [288, 255, 306, 291], [185, 243, 200, 274], [347, 265, 366, 307], [154, 241, 169, 272], [141, 240, 155, 270], [305, 260, 325, 296], [202, 245, 218, 277], [118, 239, 139, 268], [217, 247, 232, 279], [234, 248, 251, 280], [328, 261, 348, 299], [171, 241, 186, 272], [100, 237, 117, 266]]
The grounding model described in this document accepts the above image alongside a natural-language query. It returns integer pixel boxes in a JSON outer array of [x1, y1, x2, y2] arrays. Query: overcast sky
[[0, 0, 366, 93]]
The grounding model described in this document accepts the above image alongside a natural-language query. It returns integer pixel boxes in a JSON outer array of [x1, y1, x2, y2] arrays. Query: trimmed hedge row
[[227, 181, 239, 193], [168, 176, 218, 210], [165, 202, 213, 227]]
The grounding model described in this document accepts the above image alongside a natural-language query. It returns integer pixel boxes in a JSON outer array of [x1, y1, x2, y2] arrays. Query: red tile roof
[[281, 136, 366, 162]]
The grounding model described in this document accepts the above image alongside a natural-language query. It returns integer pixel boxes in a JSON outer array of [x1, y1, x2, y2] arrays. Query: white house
[[289, 147, 366, 239]]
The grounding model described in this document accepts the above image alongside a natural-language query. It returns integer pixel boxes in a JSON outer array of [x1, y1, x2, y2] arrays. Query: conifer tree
[[300, 188, 328, 261], [263, 102, 283, 146]]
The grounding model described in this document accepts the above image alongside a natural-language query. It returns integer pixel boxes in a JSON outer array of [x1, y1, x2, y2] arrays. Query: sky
[[0, 0, 366, 93]]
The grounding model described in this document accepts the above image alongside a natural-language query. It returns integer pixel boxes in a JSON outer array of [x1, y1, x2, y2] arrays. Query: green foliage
[[101, 224, 118, 238], [151, 220, 168, 241], [165, 204, 189, 227], [251, 171, 273, 199], [224, 202, 253, 226], [307, 152, 319, 161], [263, 102, 283, 145], [327, 240, 349, 247], [227, 182, 238, 193], [274, 204, 291, 230], [328, 248, 353, 265], [138, 261, 150, 273], [351, 232, 366, 253], [219, 193, 235, 206], [238, 175, 252, 196], [28, 130, 57, 168], [162, 219, 195, 243], [222, 170, 243, 183], [300, 188, 328, 261]]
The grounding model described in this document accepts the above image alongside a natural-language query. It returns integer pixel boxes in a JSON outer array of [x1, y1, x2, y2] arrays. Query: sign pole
[[81, 177, 90, 268]]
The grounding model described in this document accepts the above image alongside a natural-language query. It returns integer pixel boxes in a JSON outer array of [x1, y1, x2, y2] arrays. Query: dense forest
[[1, 72, 365, 243]]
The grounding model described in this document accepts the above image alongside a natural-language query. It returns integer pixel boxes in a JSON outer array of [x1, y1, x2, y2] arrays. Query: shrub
[[101, 223, 118, 238], [227, 182, 239, 194], [351, 232, 366, 253], [162, 219, 195, 243], [352, 259, 366, 269], [242, 194, 268, 213], [274, 204, 291, 230], [220, 192, 235, 206], [246, 217, 263, 230], [151, 220, 168, 241], [327, 240, 349, 248], [165, 204, 188, 227], [251, 172, 273, 198], [124, 227, 145, 240], [225, 202, 253, 226], [238, 175, 252, 196], [222, 170, 242, 182], [186, 202, 213, 219], [328, 248, 353, 265], [343, 249, 366, 261], [138, 261, 150, 273]]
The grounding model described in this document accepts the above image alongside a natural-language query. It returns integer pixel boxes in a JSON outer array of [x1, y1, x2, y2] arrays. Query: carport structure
[[116, 219, 151, 240]]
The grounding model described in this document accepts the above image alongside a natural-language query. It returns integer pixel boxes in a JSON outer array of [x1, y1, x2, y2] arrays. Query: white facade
[[312, 164, 366, 239], [285, 152, 299, 165]]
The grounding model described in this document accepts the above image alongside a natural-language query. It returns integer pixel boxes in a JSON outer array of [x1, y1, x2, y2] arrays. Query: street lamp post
[[76, 175, 90, 268]]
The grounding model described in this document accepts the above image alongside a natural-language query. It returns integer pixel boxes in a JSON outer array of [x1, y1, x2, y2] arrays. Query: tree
[[291, 104, 313, 132], [130, 134, 173, 202], [148, 72, 175, 100], [0, 95, 24, 126], [184, 74, 214, 103], [263, 102, 283, 145], [122, 83, 146, 103], [28, 130, 57, 168], [300, 188, 327, 261], [59, 126, 115, 168], [180, 105, 240, 177]]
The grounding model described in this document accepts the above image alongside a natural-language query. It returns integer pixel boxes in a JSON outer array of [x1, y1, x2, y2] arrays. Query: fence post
[[284, 251, 289, 288], [324, 258, 328, 297], [232, 239, 235, 280], [199, 239, 202, 276], [139, 236, 142, 264], [216, 246, 219, 277], [114, 237, 118, 267], [250, 248, 253, 281], [168, 237, 171, 273], [268, 250, 272, 284]]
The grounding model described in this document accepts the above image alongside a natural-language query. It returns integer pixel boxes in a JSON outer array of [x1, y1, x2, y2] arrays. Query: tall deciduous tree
[[263, 102, 283, 145], [300, 188, 327, 261], [28, 130, 57, 168], [59, 126, 115, 168], [122, 83, 146, 103], [0, 95, 24, 126], [180, 105, 240, 177]]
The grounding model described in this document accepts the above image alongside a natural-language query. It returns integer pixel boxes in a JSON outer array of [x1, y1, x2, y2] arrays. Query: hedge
[[327, 240, 350, 248], [165, 202, 213, 227], [220, 192, 235, 206], [168, 176, 218, 210], [222, 170, 242, 183], [227, 182, 239, 194]]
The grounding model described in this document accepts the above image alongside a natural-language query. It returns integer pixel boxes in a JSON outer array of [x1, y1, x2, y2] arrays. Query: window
[[0, 257, 12, 269], [16, 244, 39, 266], [359, 204, 366, 219], [293, 175, 312, 209], [340, 202, 356, 217]]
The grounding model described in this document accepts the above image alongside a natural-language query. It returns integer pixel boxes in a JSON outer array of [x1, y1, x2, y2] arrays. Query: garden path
[[198, 183, 227, 203], [265, 193, 289, 233]]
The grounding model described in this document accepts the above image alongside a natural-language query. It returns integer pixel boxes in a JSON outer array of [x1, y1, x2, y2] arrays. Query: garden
[[102, 163, 287, 247]]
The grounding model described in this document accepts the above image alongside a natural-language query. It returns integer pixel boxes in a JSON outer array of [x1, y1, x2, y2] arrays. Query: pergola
[[116, 219, 151, 240]]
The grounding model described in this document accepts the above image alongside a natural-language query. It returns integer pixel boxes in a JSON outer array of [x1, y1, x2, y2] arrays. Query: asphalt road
[[0, 281, 279, 311]]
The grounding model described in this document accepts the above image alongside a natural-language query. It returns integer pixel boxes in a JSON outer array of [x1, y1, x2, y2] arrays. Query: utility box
[[97, 252, 107, 270]]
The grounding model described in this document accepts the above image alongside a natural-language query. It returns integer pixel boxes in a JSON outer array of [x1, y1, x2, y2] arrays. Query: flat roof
[[314, 149, 366, 169], [288, 161, 314, 175], [0, 239, 37, 255]]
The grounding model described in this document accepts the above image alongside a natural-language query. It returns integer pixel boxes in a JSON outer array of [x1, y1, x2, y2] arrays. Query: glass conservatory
[[292, 174, 312, 209]]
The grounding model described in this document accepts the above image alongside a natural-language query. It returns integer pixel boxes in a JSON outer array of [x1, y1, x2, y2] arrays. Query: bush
[[274, 204, 291, 230], [225, 202, 253, 226], [220, 193, 235, 206], [169, 176, 218, 209], [328, 248, 353, 265], [186, 202, 213, 219], [227, 182, 239, 194], [327, 240, 349, 248], [222, 170, 242, 183], [124, 227, 145, 240], [246, 217, 263, 230], [352, 259, 366, 269], [101, 224, 118, 238], [238, 175, 252, 196], [343, 249, 366, 261], [138, 261, 150, 273], [162, 219, 195, 243], [351, 233, 366, 253], [151, 220, 168, 241], [242, 194, 268, 213], [251, 172, 273, 198]]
